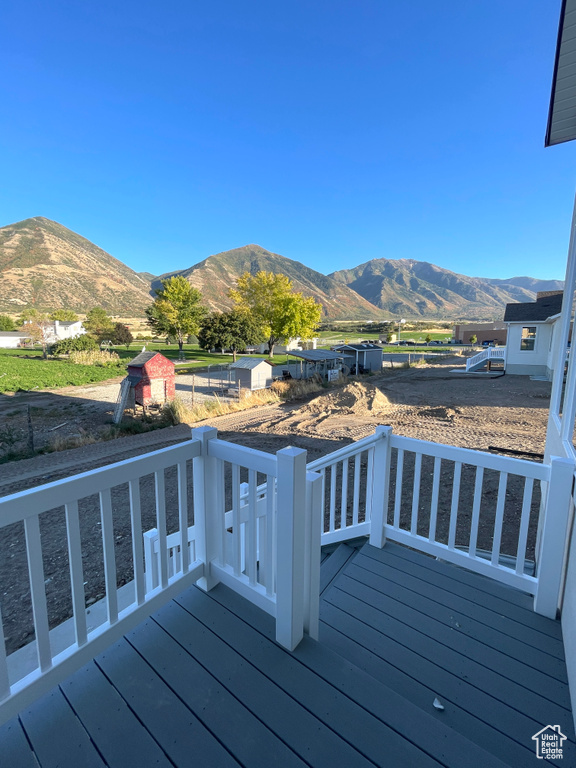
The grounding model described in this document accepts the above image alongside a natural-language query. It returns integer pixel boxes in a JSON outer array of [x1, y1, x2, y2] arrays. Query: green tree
[[0, 315, 16, 331], [50, 309, 79, 322], [469, 334, 477, 345], [111, 322, 133, 348], [198, 310, 265, 361], [425, 334, 432, 344], [230, 271, 322, 357], [84, 307, 115, 342], [146, 276, 207, 352]]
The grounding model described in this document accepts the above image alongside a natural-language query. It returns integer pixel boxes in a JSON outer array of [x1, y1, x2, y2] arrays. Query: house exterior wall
[[505, 322, 555, 377], [453, 322, 507, 344], [0, 334, 28, 348]]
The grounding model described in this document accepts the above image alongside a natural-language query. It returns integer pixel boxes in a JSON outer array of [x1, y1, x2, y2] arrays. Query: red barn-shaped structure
[[127, 351, 175, 408]]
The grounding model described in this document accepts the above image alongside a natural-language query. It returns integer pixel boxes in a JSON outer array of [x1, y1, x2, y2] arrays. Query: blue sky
[[1, 1, 574, 281]]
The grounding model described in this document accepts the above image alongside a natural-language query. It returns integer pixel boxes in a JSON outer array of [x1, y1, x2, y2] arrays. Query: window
[[520, 326, 537, 351]]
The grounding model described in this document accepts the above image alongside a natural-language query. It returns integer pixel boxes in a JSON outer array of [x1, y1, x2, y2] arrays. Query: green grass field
[[0, 335, 458, 394]]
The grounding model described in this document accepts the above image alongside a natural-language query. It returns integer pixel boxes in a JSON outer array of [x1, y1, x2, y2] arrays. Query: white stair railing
[[465, 346, 506, 371]]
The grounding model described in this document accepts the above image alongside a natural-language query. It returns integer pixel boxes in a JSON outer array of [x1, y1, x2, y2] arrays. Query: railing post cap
[[276, 445, 307, 459], [191, 425, 218, 440], [375, 425, 393, 438], [549, 455, 575, 469]]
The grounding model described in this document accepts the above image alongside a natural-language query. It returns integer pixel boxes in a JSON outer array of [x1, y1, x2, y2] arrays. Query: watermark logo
[[532, 725, 567, 760]]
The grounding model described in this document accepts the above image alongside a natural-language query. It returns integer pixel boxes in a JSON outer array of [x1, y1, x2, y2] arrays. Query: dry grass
[[69, 350, 121, 367], [47, 428, 99, 452], [161, 388, 282, 425]]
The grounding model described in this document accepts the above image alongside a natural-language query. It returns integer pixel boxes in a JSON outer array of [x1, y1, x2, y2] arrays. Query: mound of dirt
[[300, 381, 391, 418]]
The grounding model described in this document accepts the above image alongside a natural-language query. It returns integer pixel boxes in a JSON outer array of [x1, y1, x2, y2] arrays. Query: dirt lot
[[0, 358, 551, 655]]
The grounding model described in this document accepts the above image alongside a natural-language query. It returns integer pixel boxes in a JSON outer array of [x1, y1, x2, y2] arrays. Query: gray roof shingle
[[503, 293, 563, 322]]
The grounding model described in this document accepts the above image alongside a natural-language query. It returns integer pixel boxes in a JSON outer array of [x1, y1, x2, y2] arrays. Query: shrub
[[53, 335, 98, 354]]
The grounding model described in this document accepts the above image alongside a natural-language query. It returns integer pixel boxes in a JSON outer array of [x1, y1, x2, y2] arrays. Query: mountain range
[[0, 217, 563, 320]]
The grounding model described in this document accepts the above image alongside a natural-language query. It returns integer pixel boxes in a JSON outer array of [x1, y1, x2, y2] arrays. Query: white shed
[[0, 331, 30, 348], [230, 357, 273, 391]]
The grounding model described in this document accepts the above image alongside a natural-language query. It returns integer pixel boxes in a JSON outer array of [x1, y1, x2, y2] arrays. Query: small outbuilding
[[230, 357, 273, 391], [127, 351, 176, 407], [332, 343, 383, 373], [285, 349, 345, 380], [0, 331, 30, 349]]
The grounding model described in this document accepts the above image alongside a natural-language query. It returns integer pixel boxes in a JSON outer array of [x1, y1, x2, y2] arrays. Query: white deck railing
[[465, 346, 506, 371], [0, 426, 322, 726], [1, 421, 572, 727], [466, 347, 506, 371]]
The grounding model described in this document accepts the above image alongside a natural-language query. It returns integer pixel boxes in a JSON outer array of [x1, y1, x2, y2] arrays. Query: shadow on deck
[[2, 541, 574, 767]]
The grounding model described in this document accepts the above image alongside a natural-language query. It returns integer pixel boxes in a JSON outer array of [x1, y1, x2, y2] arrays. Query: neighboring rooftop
[[128, 351, 164, 367], [332, 343, 382, 351], [287, 349, 344, 362], [503, 292, 563, 322], [229, 357, 270, 370]]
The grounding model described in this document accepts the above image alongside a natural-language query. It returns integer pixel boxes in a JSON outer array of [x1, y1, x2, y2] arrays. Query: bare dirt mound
[[300, 381, 391, 418]]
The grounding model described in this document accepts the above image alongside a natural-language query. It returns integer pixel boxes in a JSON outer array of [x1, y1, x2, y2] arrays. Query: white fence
[[0, 420, 572, 727], [465, 346, 506, 371], [0, 427, 322, 726]]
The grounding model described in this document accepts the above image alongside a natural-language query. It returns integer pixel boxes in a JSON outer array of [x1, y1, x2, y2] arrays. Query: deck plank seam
[[93, 647, 241, 768], [360, 546, 564, 639], [323, 584, 574, 720], [320, 592, 571, 742], [337, 567, 571, 691], [351, 555, 567, 662], [318, 608, 542, 756], [171, 591, 446, 768]]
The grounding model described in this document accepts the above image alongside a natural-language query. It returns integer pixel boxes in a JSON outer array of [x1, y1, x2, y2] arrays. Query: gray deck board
[[95, 638, 240, 768], [319, 542, 358, 593], [173, 586, 451, 768], [125, 616, 307, 768], [3, 538, 574, 768], [337, 567, 569, 703], [0, 717, 39, 768], [154, 596, 375, 768], [60, 661, 173, 768], [352, 552, 567, 674], [19, 686, 106, 768], [363, 543, 563, 638]]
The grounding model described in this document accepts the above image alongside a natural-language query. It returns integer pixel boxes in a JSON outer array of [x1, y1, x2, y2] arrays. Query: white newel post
[[276, 446, 308, 651], [369, 426, 393, 549], [304, 470, 323, 640], [534, 456, 575, 618], [192, 426, 222, 592]]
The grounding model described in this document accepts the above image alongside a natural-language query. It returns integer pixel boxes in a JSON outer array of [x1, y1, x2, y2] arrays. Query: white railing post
[[192, 426, 221, 592], [275, 446, 308, 651], [534, 456, 575, 618], [143, 528, 159, 593], [369, 426, 393, 549], [304, 471, 323, 640]]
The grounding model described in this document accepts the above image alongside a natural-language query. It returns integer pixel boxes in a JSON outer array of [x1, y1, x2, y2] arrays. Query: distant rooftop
[[332, 343, 382, 351], [128, 351, 164, 367], [230, 356, 270, 369], [287, 349, 344, 362]]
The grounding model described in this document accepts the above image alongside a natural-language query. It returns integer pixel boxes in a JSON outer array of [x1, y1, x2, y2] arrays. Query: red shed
[[127, 351, 175, 408]]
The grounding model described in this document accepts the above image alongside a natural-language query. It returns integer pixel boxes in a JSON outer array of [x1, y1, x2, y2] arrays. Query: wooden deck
[[1, 541, 574, 767]]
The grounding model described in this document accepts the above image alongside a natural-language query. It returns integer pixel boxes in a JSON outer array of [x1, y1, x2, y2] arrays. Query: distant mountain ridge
[[0, 217, 563, 320], [328, 258, 562, 319], [155, 244, 384, 320]]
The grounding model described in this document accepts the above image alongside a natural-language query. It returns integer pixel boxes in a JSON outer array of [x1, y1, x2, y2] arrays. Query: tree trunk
[[233, 348, 237, 362], [268, 338, 275, 358]]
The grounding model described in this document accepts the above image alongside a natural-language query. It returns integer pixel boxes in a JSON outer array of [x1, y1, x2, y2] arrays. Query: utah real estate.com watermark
[[532, 725, 567, 760]]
